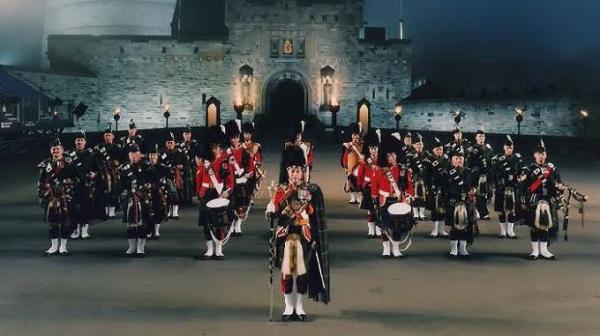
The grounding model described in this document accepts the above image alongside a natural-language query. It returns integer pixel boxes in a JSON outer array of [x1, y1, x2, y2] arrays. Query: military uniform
[[266, 145, 329, 322], [178, 125, 199, 205], [120, 119, 144, 155], [280, 120, 314, 184], [407, 133, 429, 220], [426, 137, 450, 238], [161, 132, 185, 219], [94, 127, 123, 218], [146, 145, 171, 239], [340, 122, 364, 204], [490, 135, 523, 238], [242, 122, 263, 201], [37, 139, 78, 256], [468, 129, 494, 221], [356, 129, 382, 238]]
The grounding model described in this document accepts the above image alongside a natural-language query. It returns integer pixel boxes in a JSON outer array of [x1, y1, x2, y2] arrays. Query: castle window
[[320, 66, 335, 110], [238, 65, 254, 111]]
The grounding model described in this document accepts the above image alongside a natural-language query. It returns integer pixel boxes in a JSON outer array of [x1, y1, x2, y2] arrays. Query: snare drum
[[387, 202, 414, 233], [206, 198, 231, 230]]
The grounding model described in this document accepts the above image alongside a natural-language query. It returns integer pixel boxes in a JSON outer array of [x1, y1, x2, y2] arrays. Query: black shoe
[[540, 255, 556, 260], [297, 314, 307, 322], [59, 251, 71, 256], [281, 314, 293, 322], [526, 254, 538, 260], [448, 253, 458, 259], [507, 235, 518, 240], [231, 232, 240, 237], [382, 254, 391, 259], [428, 234, 438, 239], [44, 251, 58, 257], [196, 254, 213, 260], [367, 234, 376, 239], [213, 255, 225, 261], [136, 252, 146, 258], [172, 215, 180, 220], [498, 235, 507, 239]]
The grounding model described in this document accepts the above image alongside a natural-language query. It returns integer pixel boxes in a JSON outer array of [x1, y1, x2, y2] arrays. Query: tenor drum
[[387, 202, 414, 233], [206, 198, 231, 229]]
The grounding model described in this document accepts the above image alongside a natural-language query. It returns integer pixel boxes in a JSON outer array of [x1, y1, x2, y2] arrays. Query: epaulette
[[547, 162, 554, 169], [486, 144, 492, 150], [515, 153, 521, 158]]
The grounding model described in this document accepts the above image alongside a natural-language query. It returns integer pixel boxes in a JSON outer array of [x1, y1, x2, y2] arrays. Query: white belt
[[364, 177, 371, 182], [201, 182, 210, 188], [379, 190, 390, 197], [236, 177, 248, 184]]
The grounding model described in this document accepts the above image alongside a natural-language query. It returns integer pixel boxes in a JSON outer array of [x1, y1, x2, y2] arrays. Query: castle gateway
[[12, 0, 412, 132]]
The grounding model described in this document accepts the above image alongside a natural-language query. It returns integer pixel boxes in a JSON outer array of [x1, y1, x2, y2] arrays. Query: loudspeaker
[[73, 102, 88, 118]]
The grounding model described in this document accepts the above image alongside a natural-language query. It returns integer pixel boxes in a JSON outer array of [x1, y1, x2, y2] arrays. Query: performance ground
[[0, 141, 599, 336]]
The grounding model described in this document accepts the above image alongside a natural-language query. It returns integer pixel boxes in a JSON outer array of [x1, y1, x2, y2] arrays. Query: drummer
[[196, 126, 235, 260], [370, 132, 415, 258], [356, 128, 382, 238]]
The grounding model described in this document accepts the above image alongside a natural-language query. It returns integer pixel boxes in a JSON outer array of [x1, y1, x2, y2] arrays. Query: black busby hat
[[404, 130, 412, 138], [450, 147, 465, 157], [476, 125, 485, 135], [362, 128, 381, 157], [241, 122, 255, 135], [414, 133, 424, 144], [148, 143, 159, 154], [50, 137, 62, 148], [504, 135, 514, 147], [183, 124, 192, 134], [127, 144, 141, 153], [432, 137, 443, 149], [128, 119, 136, 129], [348, 122, 363, 136], [165, 131, 176, 143], [288, 120, 306, 142], [206, 125, 226, 147], [378, 131, 402, 166], [534, 138, 546, 153], [281, 145, 306, 169], [452, 127, 461, 135], [75, 129, 86, 140], [103, 123, 114, 134], [224, 119, 241, 139]]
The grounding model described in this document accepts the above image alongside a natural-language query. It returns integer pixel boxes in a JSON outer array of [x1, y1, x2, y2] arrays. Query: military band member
[[445, 127, 472, 164], [95, 125, 123, 219], [224, 119, 255, 236], [491, 135, 523, 239], [408, 133, 429, 220], [427, 137, 450, 238], [265, 145, 330, 322], [399, 131, 415, 165], [443, 149, 476, 258], [280, 120, 314, 183], [519, 139, 564, 260], [469, 128, 494, 221], [356, 129, 382, 238], [119, 145, 153, 256], [120, 119, 144, 155], [196, 126, 235, 260], [241, 122, 263, 200], [69, 130, 100, 240], [178, 125, 199, 205], [161, 132, 185, 219], [341, 122, 364, 204], [147, 144, 170, 239], [371, 133, 415, 258], [37, 138, 78, 256]]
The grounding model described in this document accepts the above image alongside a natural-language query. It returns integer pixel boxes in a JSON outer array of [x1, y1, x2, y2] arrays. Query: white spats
[[499, 222, 507, 237], [108, 206, 116, 218], [283, 293, 294, 315], [59, 238, 69, 254], [356, 192, 363, 204], [204, 241, 214, 257], [506, 222, 517, 238], [430, 221, 439, 237], [450, 240, 458, 256], [539, 242, 554, 259], [234, 219, 243, 234], [154, 223, 161, 237], [530, 241, 540, 259], [125, 239, 136, 254], [458, 240, 470, 256], [348, 192, 357, 203], [46, 238, 59, 254], [375, 226, 382, 236], [215, 241, 224, 257], [70, 225, 81, 239], [382, 241, 391, 257], [391, 240, 403, 258], [136, 238, 146, 255], [412, 207, 419, 219], [172, 205, 179, 218], [295, 294, 306, 315], [81, 224, 90, 239], [367, 222, 375, 236], [419, 207, 426, 219]]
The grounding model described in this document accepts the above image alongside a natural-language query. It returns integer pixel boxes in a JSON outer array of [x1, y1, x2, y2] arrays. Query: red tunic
[[270, 184, 313, 241], [195, 154, 235, 197], [356, 157, 378, 188], [371, 164, 414, 205], [227, 145, 255, 177]]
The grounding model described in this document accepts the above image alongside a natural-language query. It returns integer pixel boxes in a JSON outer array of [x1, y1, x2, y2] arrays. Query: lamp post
[[580, 109, 590, 139], [113, 107, 121, 131], [394, 103, 403, 131], [329, 98, 340, 132], [515, 107, 524, 135], [234, 103, 244, 121], [163, 104, 171, 129], [452, 109, 462, 127]]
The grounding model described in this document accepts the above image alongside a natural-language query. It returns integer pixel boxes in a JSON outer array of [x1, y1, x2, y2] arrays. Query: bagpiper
[[407, 133, 429, 220], [443, 148, 476, 258], [340, 122, 364, 204], [37, 138, 78, 256], [161, 131, 185, 219], [265, 144, 330, 322], [68, 130, 100, 240], [356, 129, 382, 238], [426, 137, 450, 238], [146, 144, 171, 240], [280, 120, 314, 183], [490, 135, 523, 239], [519, 139, 564, 260], [445, 127, 472, 164], [119, 144, 153, 257], [196, 126, 235, 260], [178, 125, 199, 205], [95, 125, 123, 219], [468, 127, 494, 221], [120, 119, 144, 155], [224, 119, 255, 236], [241, 122, 264, 201], [371, 132, 415, 258], [399, 131, 415, 165]]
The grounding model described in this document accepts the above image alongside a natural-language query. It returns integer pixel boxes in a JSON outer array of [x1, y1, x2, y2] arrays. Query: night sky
[[1, 0, 599, 93]]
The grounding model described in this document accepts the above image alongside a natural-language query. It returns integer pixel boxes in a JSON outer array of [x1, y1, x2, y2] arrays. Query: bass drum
[[387, 202, 414, 233], [206, 198, 231, 230]]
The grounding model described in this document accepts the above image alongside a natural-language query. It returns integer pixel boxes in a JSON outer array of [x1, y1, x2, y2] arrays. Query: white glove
[[265, 202, 276, 220], [203, 160, 210, 169]]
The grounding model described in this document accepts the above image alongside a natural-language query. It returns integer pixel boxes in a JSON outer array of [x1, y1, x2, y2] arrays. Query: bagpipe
[[174, 165, 184, 190], [558, 184, 589, 241], [342, 143, 363, 193]]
